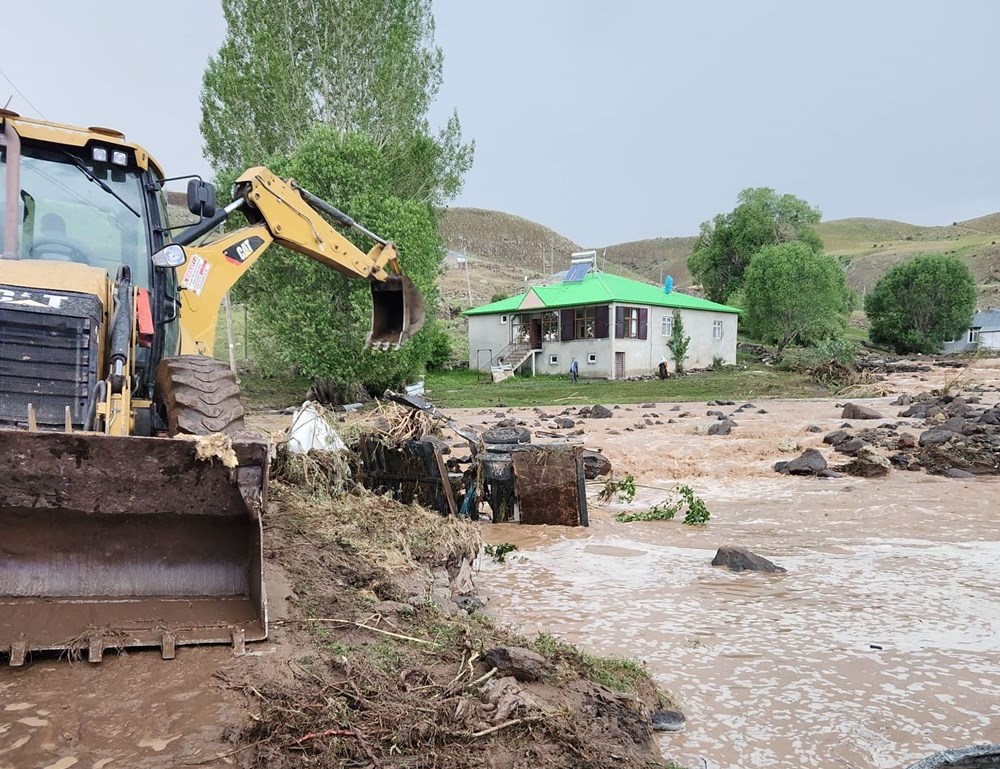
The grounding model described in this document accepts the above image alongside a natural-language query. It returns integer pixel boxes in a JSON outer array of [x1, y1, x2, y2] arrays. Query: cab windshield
[[0, 141, 151, 287]]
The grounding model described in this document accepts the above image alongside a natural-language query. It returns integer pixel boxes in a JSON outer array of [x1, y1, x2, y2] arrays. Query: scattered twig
[[472, 715, 545, 739], [304, 618, 438, 646], [181, 740, 265, 765], [464, 666, 498, 690], [284, 727, 358, 747]]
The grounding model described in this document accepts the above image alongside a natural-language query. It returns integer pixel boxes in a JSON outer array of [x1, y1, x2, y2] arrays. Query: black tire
[[155, 356, 245, 436], [481, 426, 531, 445]]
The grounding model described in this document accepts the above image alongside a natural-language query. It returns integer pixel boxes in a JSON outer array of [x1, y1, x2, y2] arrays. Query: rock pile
[[778, 392, 1000, 479]]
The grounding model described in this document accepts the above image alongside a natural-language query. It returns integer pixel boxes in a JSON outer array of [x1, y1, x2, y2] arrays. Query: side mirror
[[186, 179, 217, 218]]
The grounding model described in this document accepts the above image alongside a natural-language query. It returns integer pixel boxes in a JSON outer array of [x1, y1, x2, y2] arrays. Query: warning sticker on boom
[[180, 254, 211, 296]]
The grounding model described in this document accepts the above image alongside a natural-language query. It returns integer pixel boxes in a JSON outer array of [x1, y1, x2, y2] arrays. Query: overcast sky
[[4, 1, 998, 246]]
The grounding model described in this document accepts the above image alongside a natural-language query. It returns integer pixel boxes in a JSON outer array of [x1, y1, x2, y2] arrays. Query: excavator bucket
[[368, 274, 426, 349], [0, 430, 268, 665]]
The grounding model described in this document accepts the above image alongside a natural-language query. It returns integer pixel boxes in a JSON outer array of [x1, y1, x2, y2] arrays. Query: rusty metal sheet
[[0, 430, 268, 663], [356, 437, 456, 516], [511, 446, 588, 527]]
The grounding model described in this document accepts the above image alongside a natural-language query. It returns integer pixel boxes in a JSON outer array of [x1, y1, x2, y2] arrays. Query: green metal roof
[[463, 272, 740, 316]]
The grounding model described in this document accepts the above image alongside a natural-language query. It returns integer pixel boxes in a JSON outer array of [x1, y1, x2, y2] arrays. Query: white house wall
[[468, 304, 738, 378], [467, 314, 512, 369], [981, 330, 1000, 350]]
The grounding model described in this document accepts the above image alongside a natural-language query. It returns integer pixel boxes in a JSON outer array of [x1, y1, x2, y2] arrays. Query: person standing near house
[[658, 356, 669, 380], [569, 357, 579, 383]]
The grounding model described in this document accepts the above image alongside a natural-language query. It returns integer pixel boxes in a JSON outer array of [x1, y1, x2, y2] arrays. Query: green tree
[[864, 254, 976, 354], [201, 0, 473, 392], [240, 128, 445, 392], [667, 309, 691, 375], [201, 0, 473, 204], [742, 242, 853, 353], [688, 188, 823, 303]]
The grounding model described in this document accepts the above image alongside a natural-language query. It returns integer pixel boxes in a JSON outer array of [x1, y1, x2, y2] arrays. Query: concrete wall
[[467, 313, 513, 369], [468, 304, 739, 379], [983, 330, 1000, 349]]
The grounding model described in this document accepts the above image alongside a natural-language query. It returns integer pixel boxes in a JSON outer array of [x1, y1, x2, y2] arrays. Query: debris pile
[[234, 479, 675, 768], [283, 392, 596, 526]]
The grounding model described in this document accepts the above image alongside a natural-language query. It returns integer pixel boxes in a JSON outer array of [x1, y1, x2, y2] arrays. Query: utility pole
[[464, 248, 472, 304]]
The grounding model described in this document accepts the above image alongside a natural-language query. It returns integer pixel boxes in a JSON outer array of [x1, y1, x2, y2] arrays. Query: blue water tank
[[664, 275, 673, 294]]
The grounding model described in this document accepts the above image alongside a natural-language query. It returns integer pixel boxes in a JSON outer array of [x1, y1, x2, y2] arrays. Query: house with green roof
[[463, 256, 739, 379]]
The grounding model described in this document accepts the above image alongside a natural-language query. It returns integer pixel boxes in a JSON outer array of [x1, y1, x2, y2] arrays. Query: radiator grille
[[0, 290, 102, 430]]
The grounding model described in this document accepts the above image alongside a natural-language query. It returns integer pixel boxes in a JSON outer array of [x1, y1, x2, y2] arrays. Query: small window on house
[[548, 354, 559, 365], [661, 315, 673, 337], [587, 353, 597, 364], [969, 328, 981, 344], [713, 320, 724, 340], [500, 315, 508, 324]]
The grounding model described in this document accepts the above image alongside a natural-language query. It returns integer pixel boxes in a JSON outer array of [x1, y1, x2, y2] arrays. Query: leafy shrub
[[778, 338, 859, 372], [598, 474, 637, 503], [614, 484, 710, 525]]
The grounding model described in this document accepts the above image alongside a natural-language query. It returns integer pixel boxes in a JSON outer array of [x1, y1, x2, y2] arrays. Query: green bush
[[778, 338, 859, 371]]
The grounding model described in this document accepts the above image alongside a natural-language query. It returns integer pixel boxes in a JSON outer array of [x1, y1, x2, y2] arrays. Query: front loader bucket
[[0, 430, 268, 665], [367, 274, 426, 349]]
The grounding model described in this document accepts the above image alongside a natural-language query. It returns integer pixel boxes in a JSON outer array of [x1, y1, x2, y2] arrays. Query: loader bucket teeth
[[0, 431, 268, 662], [367, 274, 426, 349]]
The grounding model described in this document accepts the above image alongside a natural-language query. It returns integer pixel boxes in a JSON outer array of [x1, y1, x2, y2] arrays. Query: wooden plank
[[431, 447, 458, 517]]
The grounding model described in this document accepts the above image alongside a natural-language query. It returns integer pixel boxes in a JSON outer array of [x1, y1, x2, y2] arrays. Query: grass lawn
[[423, 367, 827, 408], [236, 365, 827, 412], [240, 374, 313, 410]]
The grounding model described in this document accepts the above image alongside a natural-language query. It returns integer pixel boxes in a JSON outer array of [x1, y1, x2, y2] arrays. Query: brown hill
[[439, 207, 1000, 313]]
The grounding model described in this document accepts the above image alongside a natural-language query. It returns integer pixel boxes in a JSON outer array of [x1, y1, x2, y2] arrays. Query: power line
[[0, 66, 45, 118]]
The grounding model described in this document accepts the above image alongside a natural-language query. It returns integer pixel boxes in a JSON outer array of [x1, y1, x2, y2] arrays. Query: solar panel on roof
[[563, 263, 589, 282]]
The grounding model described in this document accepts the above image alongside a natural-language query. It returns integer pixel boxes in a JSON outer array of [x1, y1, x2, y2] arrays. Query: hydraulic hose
[[109, 266, 133, 394]]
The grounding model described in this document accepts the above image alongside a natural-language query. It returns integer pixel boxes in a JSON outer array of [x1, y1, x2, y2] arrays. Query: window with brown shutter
[[618, 306, 642, 339]]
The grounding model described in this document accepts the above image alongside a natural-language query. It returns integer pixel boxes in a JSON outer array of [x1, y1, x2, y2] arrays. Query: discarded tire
[[482, 426, 531, 445]]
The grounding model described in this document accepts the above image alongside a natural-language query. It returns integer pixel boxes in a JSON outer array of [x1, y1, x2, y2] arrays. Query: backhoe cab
[[0, 110, 424, 664]]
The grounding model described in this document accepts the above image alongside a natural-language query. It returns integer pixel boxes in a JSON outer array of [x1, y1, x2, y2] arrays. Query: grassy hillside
[[439, 207, 1000, 319]]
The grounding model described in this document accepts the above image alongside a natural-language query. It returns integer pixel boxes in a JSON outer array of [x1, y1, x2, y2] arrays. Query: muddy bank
[[1, 455, 676, 768]]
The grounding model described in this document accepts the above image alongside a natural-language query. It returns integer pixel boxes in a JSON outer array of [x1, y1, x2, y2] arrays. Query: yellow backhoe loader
[[0, 110, 425, 665]]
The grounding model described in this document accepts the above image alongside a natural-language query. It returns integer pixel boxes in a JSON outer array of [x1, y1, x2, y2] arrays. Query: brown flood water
[[477, 362, 1000, 769]]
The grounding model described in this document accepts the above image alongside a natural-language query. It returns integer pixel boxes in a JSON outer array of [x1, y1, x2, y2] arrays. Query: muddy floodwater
[[477, 364, 1000, 769]]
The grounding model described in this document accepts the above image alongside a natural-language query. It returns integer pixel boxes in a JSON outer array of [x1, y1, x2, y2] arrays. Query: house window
[[621, 307, 641, 339], [587, 353, 597, 364], [969, 328, 981, 344], [713, 320, 724, 340], [542, 311, 559, 341], [511, 315, 529, 344], [548, 354, 559, 365], [575, 307, 595, 339], [661, 315, 673, 338], [500, 315, 508, 325]]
